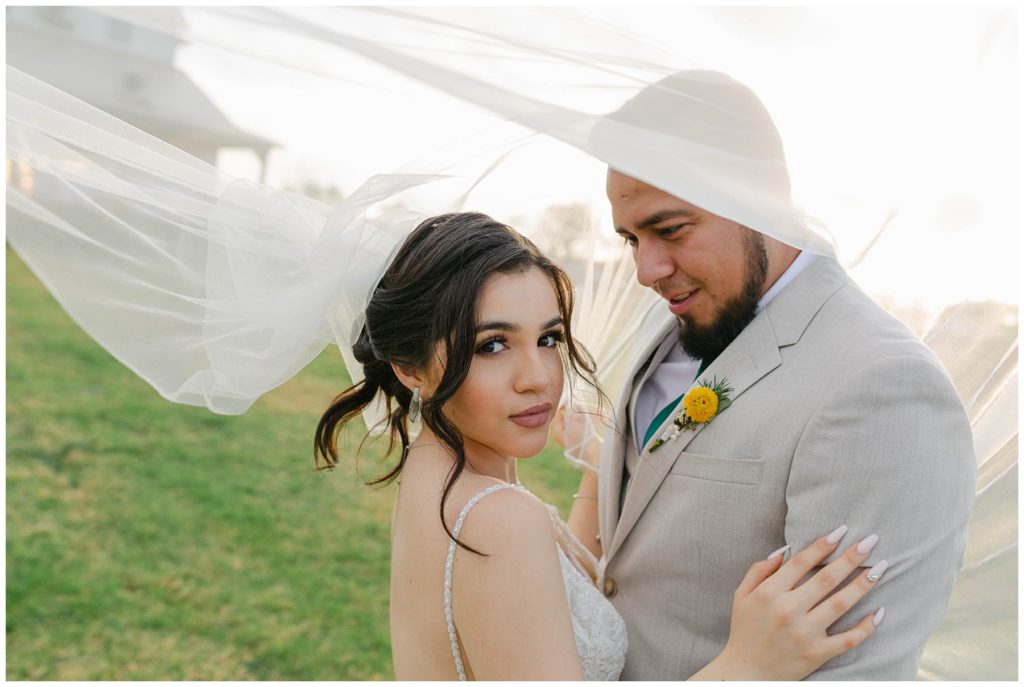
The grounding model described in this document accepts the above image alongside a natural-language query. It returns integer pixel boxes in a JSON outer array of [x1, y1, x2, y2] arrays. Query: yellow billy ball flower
[[683, 386, 719, 424]]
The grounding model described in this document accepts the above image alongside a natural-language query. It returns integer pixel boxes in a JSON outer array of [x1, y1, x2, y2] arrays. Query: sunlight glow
[[178, 6, 1017, 315]]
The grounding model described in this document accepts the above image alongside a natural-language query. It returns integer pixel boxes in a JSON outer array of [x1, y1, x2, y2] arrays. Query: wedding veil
[[5, 6, 1017, 679]]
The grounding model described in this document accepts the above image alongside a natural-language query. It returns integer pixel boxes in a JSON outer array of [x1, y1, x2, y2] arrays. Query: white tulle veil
[[5, 6, 1016, 679]]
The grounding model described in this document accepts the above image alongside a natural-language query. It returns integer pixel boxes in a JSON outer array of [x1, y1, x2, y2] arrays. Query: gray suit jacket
[[597, 257, 976, 680]]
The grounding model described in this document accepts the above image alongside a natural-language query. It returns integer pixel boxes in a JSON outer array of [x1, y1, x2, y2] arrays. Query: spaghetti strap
[[443, 482, 520, 681]]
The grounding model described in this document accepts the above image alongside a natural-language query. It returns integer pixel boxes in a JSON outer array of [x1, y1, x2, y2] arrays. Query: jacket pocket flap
[[669, 451, 764, 485]]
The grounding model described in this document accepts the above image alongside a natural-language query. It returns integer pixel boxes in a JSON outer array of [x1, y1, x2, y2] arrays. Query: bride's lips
[[666, 288, 700, 315], [510, 402, 553, 428]]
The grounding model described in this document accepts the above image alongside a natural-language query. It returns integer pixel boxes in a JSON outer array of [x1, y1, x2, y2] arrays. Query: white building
[[6, 6, 275, 188]]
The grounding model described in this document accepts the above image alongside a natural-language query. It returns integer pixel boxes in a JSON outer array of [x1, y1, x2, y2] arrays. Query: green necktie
[[640, 358, 712, 448], [642, 391, 685, 447]]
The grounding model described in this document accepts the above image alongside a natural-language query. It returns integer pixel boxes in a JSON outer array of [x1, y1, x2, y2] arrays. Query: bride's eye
[[539, 330, 565, 348], [476, 337, 507, 355]]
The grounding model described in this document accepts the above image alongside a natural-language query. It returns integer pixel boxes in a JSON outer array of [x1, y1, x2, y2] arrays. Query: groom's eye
[[658, 224, 688, 238], [617, 231, 638, 246]]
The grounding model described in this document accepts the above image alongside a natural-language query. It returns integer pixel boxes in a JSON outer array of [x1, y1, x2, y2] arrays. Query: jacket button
[[603, 577, 618, 598]]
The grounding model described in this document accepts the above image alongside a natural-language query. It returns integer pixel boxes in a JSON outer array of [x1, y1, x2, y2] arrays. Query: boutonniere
[[648, 376, 734, 453]]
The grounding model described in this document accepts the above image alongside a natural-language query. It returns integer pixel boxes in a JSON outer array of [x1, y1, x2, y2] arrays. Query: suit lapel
[[599, 309, 676, 553], [606, 312, 782, 560]]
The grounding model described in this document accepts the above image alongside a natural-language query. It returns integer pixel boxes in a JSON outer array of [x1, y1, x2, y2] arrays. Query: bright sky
[[174, 6, 1019, 315]]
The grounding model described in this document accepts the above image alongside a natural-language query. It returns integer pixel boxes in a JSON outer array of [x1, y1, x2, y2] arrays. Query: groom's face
[[607, 170, 769, 358]]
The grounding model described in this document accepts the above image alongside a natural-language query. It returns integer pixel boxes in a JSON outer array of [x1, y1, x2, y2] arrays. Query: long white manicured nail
[[766, 544, 791, 561], [866, 559, 889, 583], [873, 607, 886, 627], [826, 524, 849, 544], [857, 533, 880, 554]]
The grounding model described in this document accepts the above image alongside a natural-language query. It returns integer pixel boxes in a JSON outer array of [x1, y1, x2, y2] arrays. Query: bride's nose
[[512, 347, 552, 393]]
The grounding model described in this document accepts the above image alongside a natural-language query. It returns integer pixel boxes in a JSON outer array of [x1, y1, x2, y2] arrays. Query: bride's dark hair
[[314, 211, 602, 552]]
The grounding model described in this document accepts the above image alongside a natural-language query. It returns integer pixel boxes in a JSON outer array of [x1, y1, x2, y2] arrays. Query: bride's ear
[[390, 362, 427, 395]]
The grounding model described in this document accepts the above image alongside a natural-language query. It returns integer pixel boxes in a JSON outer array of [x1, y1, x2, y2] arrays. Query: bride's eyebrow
[[475, 316, 562, 333]]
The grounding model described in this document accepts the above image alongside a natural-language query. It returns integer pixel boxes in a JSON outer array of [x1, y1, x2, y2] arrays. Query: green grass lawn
[[5, 246, 581, 680]]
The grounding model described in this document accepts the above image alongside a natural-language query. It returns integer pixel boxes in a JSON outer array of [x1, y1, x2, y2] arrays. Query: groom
[[592, 72, 976, 679]]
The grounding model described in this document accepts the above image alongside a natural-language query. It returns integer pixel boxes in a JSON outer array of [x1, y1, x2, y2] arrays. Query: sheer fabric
[[5, 7, 1016, 679]]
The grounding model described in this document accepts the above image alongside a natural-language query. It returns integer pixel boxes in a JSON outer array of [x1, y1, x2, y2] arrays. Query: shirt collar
[[756, 251, 817, 315]]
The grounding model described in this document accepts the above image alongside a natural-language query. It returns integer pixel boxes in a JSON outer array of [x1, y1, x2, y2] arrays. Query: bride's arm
[[552, 406, 603, 558], [690, 532, 883, 680], [566, 470, 601, 558], [452, 487, 585, 680]]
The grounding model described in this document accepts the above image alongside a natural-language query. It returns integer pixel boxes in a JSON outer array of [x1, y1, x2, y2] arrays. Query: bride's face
[[431, 267, 566, 460]]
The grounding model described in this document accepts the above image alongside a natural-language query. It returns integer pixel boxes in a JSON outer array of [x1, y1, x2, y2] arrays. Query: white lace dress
[[444, 483, 628, 680]]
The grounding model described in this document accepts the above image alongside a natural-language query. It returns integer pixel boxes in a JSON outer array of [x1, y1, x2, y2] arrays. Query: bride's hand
[[710, 530, 884, 680], [550, 404, 570, 448], [550, 404, 602, 472]]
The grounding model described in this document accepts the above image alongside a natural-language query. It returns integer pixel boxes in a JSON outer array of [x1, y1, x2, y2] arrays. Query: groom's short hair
[[593, 70, 796, 235], [610, 70, 791, 197]]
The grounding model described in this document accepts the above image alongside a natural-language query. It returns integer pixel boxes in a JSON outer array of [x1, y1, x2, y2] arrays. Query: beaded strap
[[444, 482, 519, 681]]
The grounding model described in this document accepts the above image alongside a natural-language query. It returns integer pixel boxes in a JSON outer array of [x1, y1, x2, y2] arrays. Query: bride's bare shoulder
[[453, 484, 555, 557], [399, 447, 548, 528], [446, 482, 582, 679]]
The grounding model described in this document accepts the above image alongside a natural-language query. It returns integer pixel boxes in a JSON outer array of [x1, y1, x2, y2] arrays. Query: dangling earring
[[409, 387, 422, 423]]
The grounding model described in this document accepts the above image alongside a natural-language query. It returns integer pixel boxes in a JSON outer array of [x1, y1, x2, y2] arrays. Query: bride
[[314, 211, 883, 680]]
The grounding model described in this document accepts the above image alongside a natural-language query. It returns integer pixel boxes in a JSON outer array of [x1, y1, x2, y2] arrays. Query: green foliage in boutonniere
[[648, 376, 734, 453]]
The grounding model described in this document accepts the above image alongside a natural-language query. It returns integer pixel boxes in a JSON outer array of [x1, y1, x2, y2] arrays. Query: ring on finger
[[866, 559, 889, 583]]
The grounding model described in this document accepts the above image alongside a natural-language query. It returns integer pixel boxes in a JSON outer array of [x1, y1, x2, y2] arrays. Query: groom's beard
[[677, 229, 769, 362]]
